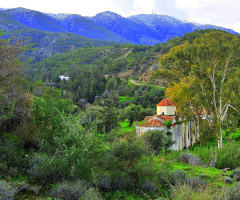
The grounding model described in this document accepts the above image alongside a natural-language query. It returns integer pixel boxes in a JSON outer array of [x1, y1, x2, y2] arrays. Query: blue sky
[[1, 0, 240, 32]]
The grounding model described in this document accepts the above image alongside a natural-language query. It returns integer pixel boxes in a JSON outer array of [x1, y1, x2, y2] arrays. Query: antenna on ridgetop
[[152, 8, 157, 14], [152, 8, 154, 14]]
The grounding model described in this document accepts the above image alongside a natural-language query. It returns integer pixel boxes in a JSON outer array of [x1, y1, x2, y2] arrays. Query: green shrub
[[179, 153, 202, 166], [0, 180, 30, 200], [191, 141, 240, 169], [29, 154, 69, 184], [111, 172, 134, 191], [231, 130, 240, 140], [79, 188, 102, 200], [29, 114, 108, 184], [157, 169, 172, 186], [171, 170, 187, 185], [0, 134, 30, 177], [185, 177, 206, 190], [157, 169, 187, 188], [142, 130, 174, 155], [140, 180, 157, 192], [171, 184, 228, 200], [233, 168, 240, 182], [227, 182, 240, 200], [95, 171, 134, 191], [130, 156, 157, 184], [215, 141, 240, 169], [50, 180, 90, 200], [0, 180, 17, 200], [111, 137, 149, 171]]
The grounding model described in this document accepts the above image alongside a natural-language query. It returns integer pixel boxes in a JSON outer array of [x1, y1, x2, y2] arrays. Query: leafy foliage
[[0, 33, 32, 132], [155, 31, 240, 147], [142, 130, 174, 155]]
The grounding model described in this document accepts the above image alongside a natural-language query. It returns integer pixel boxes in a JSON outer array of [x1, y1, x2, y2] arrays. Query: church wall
[[137, 121, 198, 151], [136, 126, 168, 137], [157, 106, 167, 115], [157, 106, 176, 115], [171, 124, 182, 150]]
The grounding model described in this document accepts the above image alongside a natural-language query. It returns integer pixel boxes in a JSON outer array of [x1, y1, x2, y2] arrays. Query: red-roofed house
[[156, 98, 176, 116], [136, 98, 199, 150]]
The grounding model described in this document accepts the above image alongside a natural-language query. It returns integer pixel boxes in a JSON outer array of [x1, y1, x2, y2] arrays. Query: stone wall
[[136, 121, 198, 151]]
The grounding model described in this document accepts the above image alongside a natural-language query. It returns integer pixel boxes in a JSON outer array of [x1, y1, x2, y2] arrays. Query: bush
[[111, 137, 149, 171], [96, 172, 112, 190], [157, 169, 186, 187], [29, 114, 107, 184], [0, 180, 30, 200], [79, 188, 102, 200], [111, 172, 134, 191], [189, 141, 240, 169], [140, 180, 157, 192], [157, 170, 172, 186], [233, 168, 240, 182], [130, 156, 157, 184], [142, 130, 174, 155], [179, 153, 202, 166], [171, 184, 227, 200], [50, 180, 90, 200], [0, 180, 17, 200], [28, 154, 69, 184], [0, 134, 30, 177], [96, 171, 134, 191], [185, 177, 206, 190], [171, 170, 187, 185], [215, 141, 240, 169], [227, 182, 240, 200]]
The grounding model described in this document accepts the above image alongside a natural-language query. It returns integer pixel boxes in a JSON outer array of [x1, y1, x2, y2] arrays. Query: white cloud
[[0, 0, 115, 16], [175, 0, 240, 32], [131, 0, 155, 15]]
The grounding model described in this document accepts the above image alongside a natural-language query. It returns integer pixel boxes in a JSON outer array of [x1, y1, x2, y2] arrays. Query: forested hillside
[[0, 29, 240, 199], [28, 29, 221, 106]]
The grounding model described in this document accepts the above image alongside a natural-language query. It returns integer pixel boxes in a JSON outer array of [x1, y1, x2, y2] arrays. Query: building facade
[[136, 98, 199, 150]]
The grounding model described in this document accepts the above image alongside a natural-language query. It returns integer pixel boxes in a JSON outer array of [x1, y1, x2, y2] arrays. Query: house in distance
[[59, 75, 70, 81], [136, 98, 199, 150]]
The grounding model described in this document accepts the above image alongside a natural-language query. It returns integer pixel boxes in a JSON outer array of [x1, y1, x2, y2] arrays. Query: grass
[[119, 119, 135, 134], [128, 78, 165, 91], [118, 96, 134, 102], [152, 145, 234, 189]]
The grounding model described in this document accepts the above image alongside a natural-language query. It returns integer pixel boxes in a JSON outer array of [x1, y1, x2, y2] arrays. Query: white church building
[[136, 98, 199, 150]]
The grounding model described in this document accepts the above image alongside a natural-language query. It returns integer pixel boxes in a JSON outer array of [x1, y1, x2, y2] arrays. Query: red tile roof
[[140, 115, 174, 127], [159, 115, 174, 121], [144, 116, 155, 121], [193, 110, 205, 115], [144, 115, 174, 122], [156, 98, 176, 106], [140, 119, 166, 127]]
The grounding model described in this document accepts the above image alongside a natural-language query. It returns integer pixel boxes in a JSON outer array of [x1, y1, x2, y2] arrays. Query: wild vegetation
[[0, 29, 240, 199]]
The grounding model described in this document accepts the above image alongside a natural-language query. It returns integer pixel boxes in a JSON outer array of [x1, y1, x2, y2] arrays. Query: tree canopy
[[154, 31, 240, 147]]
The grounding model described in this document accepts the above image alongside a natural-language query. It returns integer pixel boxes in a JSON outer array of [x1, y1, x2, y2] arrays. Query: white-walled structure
[[156, 98, 176, 116], [59, 75, 70, 81], [136, 98, 199, 150]]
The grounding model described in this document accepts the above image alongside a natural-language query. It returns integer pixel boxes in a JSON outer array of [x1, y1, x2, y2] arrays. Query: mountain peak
[[47, 13, 73, 20], [0, 7, 239, 46], [94, 11, 123, 19], [10, 7, 34, 13]]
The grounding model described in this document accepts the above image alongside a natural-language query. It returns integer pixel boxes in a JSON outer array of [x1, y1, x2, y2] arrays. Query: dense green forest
[[1, 30, 240, 200]]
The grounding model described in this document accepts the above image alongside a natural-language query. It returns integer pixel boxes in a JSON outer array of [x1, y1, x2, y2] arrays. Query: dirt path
[[115, 49, 132, 61], [129, 79, 143, 85]]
